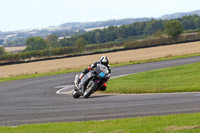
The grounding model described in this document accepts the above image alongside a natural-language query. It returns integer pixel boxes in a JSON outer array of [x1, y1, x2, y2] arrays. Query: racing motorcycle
[[72, 64, 110, 98]]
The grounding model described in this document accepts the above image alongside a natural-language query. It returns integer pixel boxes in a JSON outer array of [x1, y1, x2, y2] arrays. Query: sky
[[0, 0, 200, 32]]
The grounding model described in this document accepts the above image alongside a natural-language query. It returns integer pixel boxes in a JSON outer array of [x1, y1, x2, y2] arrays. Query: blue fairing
[[99, 72, 105, 78]]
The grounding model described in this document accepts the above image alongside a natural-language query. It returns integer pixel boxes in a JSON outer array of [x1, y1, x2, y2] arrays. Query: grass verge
[[107, 62, 200, 94], [1, 113, 200, 133], [0, 53, 200, 82]]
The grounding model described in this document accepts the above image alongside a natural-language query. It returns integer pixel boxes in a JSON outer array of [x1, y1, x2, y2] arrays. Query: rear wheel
[[83, 81, 97, 98], [72, 90, 80, 99]]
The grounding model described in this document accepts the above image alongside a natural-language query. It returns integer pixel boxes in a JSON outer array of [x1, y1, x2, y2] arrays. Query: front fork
[[74, 74, 79, 89]]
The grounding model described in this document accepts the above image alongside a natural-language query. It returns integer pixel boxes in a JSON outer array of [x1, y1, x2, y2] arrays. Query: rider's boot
[[100, 83, 107, 91]]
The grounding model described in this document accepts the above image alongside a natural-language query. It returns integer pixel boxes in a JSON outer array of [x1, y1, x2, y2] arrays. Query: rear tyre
[[72, 90, 80, 99], [83, 81, 97, 98]]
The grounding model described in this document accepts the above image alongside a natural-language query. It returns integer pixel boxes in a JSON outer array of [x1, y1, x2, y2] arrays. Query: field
[[107, 62, 200, 94], [4, 46, 26, 53], [0, 41, 200, 78], [1, 113, 200, 133]]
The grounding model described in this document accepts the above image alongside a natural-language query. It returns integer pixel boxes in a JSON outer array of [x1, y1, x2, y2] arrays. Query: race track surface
[[0, 56, 200, 126]]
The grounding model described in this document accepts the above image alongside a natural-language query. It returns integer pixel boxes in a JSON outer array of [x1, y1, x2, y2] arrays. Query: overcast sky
[[0, 0, 200, 31]]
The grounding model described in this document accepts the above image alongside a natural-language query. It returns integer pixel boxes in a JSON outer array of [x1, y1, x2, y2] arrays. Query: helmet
[[100, 56, 109, 66]]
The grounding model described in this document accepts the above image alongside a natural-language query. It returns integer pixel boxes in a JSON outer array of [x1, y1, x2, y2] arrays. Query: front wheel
[[83, 81, 97, 98], [72, 90, 80, 99]]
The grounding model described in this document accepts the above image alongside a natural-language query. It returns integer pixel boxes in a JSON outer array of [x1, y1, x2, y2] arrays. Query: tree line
[[58, 15, 200, 46], [24, 15, 200, 52], [1, 15, 200, 62], [17, 15, 200, 52]]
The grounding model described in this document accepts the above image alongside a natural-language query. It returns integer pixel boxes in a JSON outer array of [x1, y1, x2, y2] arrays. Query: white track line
[[111, 73, 136, 79]]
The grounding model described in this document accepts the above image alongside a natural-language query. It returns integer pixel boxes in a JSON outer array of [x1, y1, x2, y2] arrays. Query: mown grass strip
[[1, 113, 200, 133], [0, 53, 200, 82], [107, 62, 200, 94]]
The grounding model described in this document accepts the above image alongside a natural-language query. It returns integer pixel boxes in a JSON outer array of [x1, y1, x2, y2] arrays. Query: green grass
[[0, 52, 200, 82], [1, 113, 200, 133], [107, 62, 200, 94]]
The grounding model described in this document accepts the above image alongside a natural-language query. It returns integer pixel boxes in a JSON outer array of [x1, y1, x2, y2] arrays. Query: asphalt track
[[0, 56, 200, 126]]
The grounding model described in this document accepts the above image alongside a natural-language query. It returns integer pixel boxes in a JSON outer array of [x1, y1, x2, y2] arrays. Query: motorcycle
[[72, 64, 110, 98]]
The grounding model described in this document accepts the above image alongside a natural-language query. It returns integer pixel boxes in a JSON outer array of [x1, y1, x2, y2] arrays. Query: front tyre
[[72, 90, 80, 99], [83, 81, 97, 98]]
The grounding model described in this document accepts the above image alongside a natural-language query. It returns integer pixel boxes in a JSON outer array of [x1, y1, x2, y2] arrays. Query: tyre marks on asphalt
[[55, 74, 136, 95], [55, 85, 74, 94]]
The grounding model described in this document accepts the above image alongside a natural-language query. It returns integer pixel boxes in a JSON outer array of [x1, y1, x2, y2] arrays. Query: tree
[[83, 32, 96, 44], [58, 38, 73, 47], [103, 26, 117, 42], [144, 20, 164, 35], [164, 20, 183, 38], [5, 41, 15, 47], [0, 47, 6, 55], [153, 30, 163, 38], [181, 16, 196, 30], [194, 17, 200, 29], [46, 34, 61, 48], [74, 37, 87, 52], [25, 36, 49, 51], [95, 31, 104, 44], [129, 22, 147, 36], [115, 25, 129, 39]]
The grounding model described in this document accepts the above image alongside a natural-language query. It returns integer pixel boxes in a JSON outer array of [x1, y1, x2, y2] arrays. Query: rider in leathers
[[77, 56, 111, 91]]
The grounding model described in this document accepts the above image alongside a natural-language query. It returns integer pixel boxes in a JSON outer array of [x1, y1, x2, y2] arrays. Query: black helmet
[[100, 56, 109, 66]]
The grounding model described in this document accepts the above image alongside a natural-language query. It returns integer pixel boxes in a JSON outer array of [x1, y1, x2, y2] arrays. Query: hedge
[[124, 33, 200, 49], [85, 41, 124, 51], [0, 47, 78, 63]]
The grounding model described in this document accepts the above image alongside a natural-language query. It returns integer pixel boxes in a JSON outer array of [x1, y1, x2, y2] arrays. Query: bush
[[0, 47, 6, 55], [86, 41, 124, 51]]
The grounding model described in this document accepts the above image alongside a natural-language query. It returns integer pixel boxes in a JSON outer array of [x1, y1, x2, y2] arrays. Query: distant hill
[[160, 10, 200, 20], [59, 10, 200, 30], [59, 18, 151, 30]]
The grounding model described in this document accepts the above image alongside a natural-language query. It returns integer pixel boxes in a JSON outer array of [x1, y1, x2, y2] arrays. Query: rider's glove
[[88, 66, 93, 71]]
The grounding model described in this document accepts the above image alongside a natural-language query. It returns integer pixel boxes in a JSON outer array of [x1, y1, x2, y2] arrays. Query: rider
[[77, 56, 111, 91]]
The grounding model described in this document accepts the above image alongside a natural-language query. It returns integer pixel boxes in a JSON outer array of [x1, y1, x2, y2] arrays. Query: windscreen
[[97, 64, 109, 74]]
